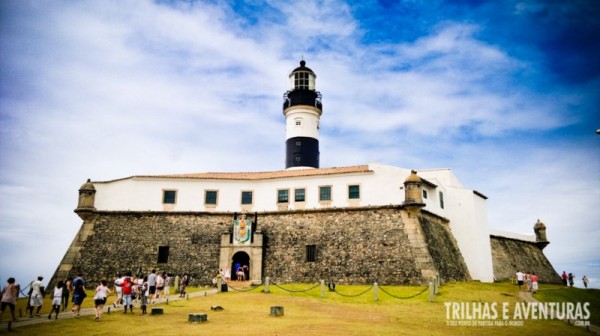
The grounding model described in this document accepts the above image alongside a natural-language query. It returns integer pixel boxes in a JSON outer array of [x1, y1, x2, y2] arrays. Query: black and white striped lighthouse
[[283, 60, 322, 169]]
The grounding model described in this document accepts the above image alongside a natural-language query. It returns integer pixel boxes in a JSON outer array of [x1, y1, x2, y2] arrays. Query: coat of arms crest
[[233, 215, 252, 245]]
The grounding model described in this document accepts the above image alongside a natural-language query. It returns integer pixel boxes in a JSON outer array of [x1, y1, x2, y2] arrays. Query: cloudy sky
[[1, 0, 599, 289]]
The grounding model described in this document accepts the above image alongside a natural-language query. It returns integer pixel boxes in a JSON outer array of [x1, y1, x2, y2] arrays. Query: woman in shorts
[[93, 280, 111, 321], [0, 277, 18, 322]]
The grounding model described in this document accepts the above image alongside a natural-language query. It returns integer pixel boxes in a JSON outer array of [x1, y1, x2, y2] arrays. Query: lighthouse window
[[439, 191, 444, 209], [422, 190, 428, 199], [277, 189, 289, 203], [348, 185, 360, 199], [295, 72, 309, 90], [295, 188, 305, 202], [295, 120, 301, 126], [241, 191, 253, 205], [296, 141, 302, 146], [162, 190, 177, 204]]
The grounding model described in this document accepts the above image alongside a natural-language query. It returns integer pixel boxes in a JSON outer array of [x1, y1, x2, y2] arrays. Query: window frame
[[294, 188, 306, 202], [277, 189, 289, 204], [241, 190, 253, 205], [319, 185, 332, 202], [204, 190, 218, 206], [162, 190, 177, 204], [348, 184, 360, 200]]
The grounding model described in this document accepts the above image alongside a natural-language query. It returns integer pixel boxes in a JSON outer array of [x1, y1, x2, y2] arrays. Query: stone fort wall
[[490, 235, 561, 283], [50, 206, 471, 288]]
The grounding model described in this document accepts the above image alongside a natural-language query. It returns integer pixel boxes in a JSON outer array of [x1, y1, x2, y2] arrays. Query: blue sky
[[1, 0, 599, 289]]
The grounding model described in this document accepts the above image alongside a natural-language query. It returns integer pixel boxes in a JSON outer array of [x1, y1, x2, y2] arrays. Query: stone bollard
[[320, 280, 325, 298], [429, 282, 434, 302], [373, 282, 379, 302], [435, 274, 440, 295], [151, 308, 164, 315], [264, 277, 270, 293], [217, 277, 222, 292], [270, 306, 284, 317], [174, 275, 180, 293], [188, 313, 208, 322]]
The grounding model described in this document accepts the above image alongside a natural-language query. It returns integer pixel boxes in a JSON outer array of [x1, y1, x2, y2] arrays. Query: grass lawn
[[3, 282, 596, 335], [534, 284, 600, 325]]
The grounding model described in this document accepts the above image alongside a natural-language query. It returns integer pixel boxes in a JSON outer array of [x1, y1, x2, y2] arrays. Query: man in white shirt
[[29, 276, 45, 317], [516, 270, 524, 290]]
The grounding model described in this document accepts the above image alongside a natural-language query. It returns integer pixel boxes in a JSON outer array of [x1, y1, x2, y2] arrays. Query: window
[[295, 188, 305, 202], [348, 185, 360, 199], [295, 120, 302, 126], [306, 245, 317, 262], [296, 141, 302, 146], [295, 155, 302, 162], [439, 191, 444, 209], [319, 186, 331, 201], [241, 191, 253, 205], [295, 72, 309, 90], [157, 246, 169, 263], [277, 189, 289, 203], [422, 190, 428, 199], [205, 190, 218, 205], [163, 190, 177, 204]]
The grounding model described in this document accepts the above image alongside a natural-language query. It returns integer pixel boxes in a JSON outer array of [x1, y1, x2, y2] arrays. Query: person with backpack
[[71, 273, 86, 318]]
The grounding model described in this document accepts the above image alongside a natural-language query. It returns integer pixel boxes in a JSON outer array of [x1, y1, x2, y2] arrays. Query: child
[[140, 277, 149, 314], [48, 281, 63, 319]]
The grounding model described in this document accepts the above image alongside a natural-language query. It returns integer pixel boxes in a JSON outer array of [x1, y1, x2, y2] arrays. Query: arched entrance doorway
[[231, 251, 250, 281]]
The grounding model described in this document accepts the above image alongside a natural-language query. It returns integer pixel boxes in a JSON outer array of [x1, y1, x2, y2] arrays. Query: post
[[429, 282, 434, 302], [264, 277, 270, 293], [373, 282, 379, 302], [320, 280, 325, 298], [217, 277, 223, 293]]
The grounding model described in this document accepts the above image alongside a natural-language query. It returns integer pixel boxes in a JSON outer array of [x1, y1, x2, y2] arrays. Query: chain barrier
[[272, 282, 321, 293], [332, 285, 374, 297], [226, 282, 264, 292], [379, 285, 428, 299]]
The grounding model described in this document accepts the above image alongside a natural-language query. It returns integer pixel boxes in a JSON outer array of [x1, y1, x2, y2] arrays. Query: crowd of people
[[515, 270, 592, 292], [0, 270, 191, 323]]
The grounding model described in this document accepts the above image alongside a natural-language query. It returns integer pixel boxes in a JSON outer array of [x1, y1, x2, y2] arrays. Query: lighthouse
[[283, 60, 322, 169]]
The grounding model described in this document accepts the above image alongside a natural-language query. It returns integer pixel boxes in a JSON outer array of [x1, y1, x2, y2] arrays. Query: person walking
[[29, 276, 45, 317], [93, 280, 111, 321], [179, 273, 188, 298], [531, 273, 539, 293], [62, 277, 72, 312], [163, 273, 170, 296], [582, 275, 589, 288], [71, 273, 86, 317], [0, 277, 18, 323], [568, 273, 575, 287], [48, 280, 63, 320], [147, 270, 157, 304]]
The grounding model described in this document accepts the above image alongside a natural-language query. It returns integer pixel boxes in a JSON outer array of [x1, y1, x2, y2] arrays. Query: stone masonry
[[49, 205, 471, 289], [490, 235, 561, 283]]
